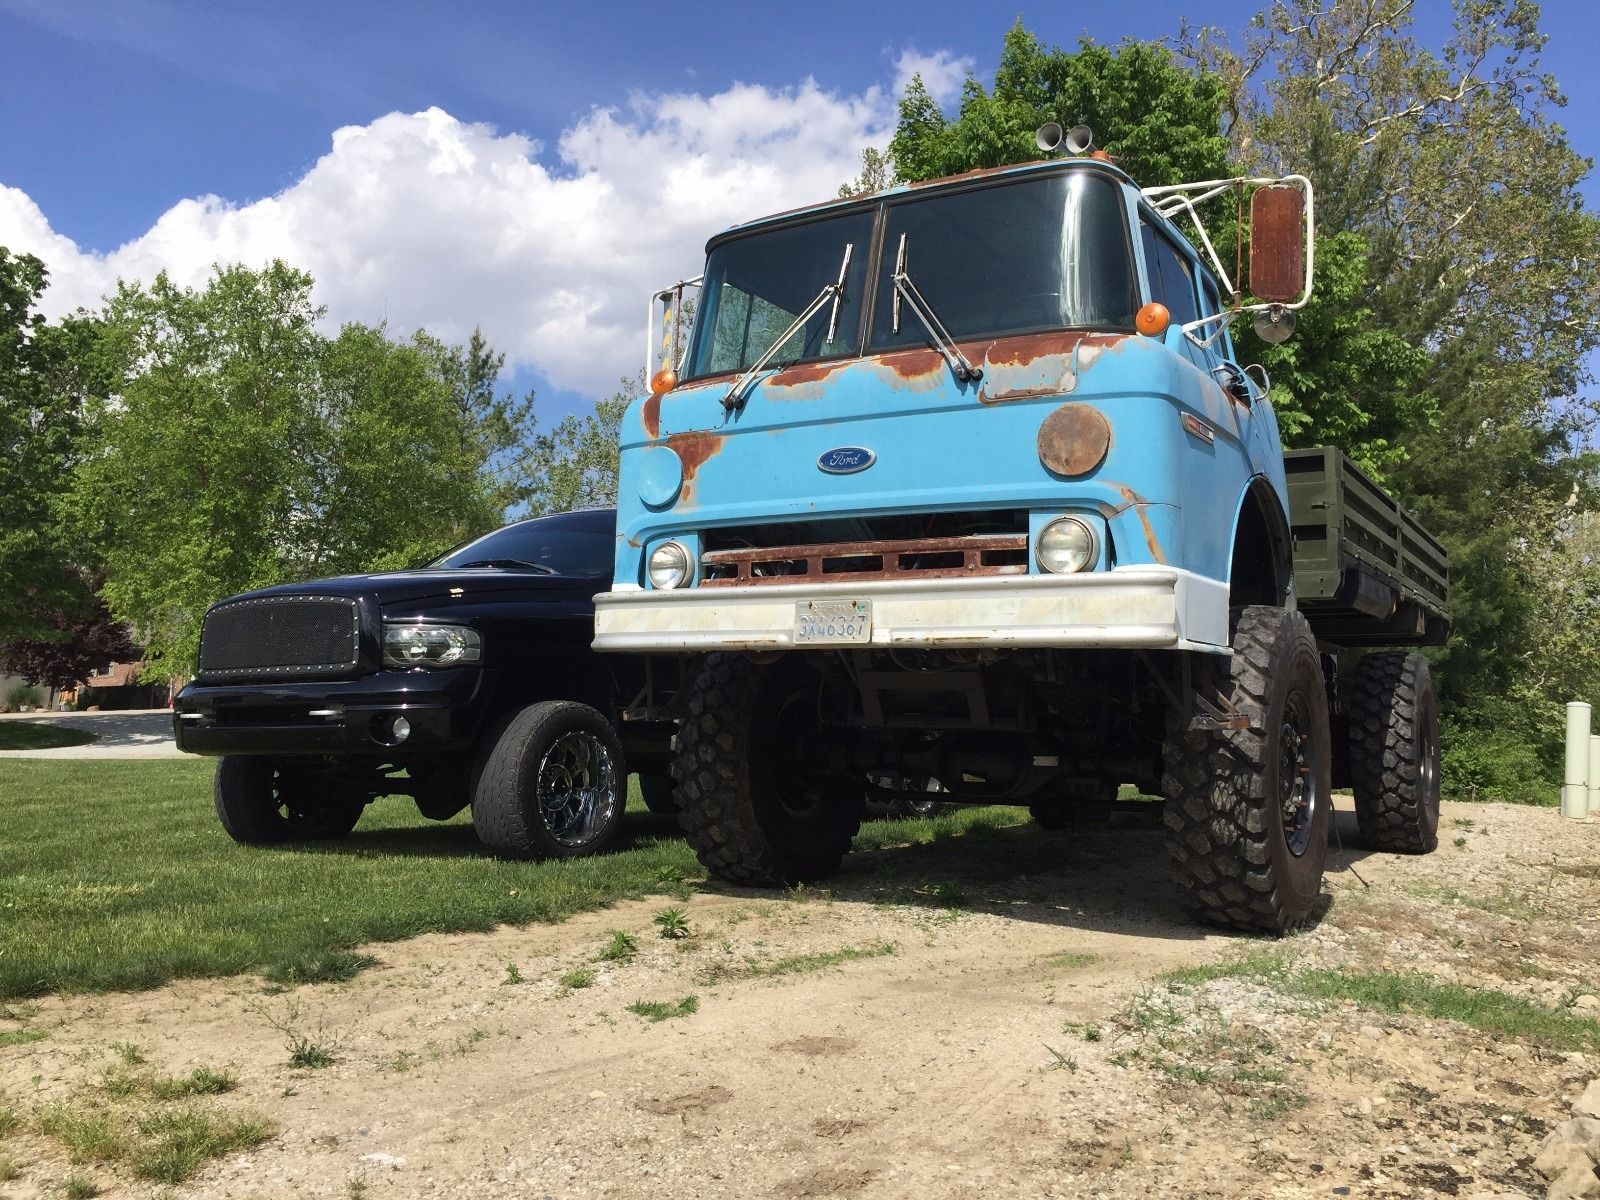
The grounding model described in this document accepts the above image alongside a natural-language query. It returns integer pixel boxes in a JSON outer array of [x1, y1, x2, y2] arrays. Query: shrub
[[1441, 718, 1558, 805], [3, 682, 43, 710]]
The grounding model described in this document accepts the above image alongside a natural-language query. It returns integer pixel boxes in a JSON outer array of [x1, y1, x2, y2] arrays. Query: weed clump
[[627, 996, 699, 1022]]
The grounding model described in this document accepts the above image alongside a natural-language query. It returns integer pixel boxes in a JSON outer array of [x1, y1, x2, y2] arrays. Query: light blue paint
[[634, 444, 685, 509], [610, 162, 1288, 600]]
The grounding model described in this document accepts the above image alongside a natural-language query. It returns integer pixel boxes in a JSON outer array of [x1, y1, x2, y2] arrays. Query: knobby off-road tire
[[637, 773, 680, 815], [213, 756, 365, 845], [1163, 606, 1332, 934], [1030, 779, 1118, 830], [1349, 651, 1440, 854], [472, 701, 626, 860], [673, 653, 864, 886]]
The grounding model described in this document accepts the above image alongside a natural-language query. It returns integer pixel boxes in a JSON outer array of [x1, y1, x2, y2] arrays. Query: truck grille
[[700, 534, 1029, 587], [197, 596, 362, 679]]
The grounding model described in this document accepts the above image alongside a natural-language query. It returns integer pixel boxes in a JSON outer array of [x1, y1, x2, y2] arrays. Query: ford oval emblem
[[817, 446, 876, 475]]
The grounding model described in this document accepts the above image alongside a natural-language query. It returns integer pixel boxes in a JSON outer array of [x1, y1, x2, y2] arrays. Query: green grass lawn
[[0, 722, 98, 751], [0, 759, 1017, 999]]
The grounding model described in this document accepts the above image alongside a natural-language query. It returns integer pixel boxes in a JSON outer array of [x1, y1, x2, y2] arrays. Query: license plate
[[794, 599, 872, 645]]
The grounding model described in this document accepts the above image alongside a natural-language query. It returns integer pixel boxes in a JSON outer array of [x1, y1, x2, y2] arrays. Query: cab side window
[[1140, 222, 1200, 329], [1199, 274, 1235, 362]]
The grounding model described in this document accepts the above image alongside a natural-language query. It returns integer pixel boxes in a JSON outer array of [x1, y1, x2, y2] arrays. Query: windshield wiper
[[454, 558, 557, 574], [891, 233, 982, 383], [724, 242, 855, 411]]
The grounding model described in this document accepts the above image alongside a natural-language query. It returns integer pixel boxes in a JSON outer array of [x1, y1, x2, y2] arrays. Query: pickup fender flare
[[1226, 475, 1294, 608]]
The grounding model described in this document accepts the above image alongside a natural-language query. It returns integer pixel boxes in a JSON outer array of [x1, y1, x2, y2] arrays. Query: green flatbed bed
[[1284, 446, 1450, 648]]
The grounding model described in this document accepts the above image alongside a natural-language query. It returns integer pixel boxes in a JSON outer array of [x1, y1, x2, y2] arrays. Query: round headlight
[[1036, 518, 1097, 574], [647, 541, 690, 590]]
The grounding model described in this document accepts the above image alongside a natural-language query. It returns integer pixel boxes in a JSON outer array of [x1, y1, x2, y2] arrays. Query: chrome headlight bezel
[[647, 541, 691, 590], [382, 623, 483, 669], [1036, 517, 1098, 574]]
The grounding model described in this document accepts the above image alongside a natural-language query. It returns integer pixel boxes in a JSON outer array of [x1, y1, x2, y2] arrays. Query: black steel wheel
[[213, 756, 366, 845], [1162, 606, 1332, 934], [472, 701, 626, 859]]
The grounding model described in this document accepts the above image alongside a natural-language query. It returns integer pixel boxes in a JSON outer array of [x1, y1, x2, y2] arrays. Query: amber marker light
[[649, 367, 678, 396], [1136, 303, 1171, 338]]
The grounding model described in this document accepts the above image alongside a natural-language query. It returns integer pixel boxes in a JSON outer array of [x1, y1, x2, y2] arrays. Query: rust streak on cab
[[1115, 484, 1168, 565], [641, 392, 662, 440]]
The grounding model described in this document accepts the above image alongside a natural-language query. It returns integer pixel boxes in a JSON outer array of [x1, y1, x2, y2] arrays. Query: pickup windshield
[[429, 511, 614, 576], [682, 168, 1136, 381]]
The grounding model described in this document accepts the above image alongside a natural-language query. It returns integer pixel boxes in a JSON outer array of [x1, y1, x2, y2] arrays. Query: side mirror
[[1249, 186, 1305, 304]]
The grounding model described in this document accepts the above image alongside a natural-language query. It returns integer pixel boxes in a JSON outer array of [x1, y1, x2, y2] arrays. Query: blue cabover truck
[[593, 124, 1450, 933]]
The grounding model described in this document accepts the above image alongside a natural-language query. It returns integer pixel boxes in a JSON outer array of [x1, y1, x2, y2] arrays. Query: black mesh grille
[[198, 596, 361, 678]]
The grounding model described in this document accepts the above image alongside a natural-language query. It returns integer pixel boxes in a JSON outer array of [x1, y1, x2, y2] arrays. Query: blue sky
[[2, 0, 1595, 421]]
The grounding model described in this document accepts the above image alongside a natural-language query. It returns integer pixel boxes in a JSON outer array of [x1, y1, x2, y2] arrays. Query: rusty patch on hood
[[641, 392, 662, 440], [667, 431, 724, 505], [763, 359, 852, 402], [985, 329, 1126, 366], [979, 332, 1128, 404], [1115, 485, 1167, 565]]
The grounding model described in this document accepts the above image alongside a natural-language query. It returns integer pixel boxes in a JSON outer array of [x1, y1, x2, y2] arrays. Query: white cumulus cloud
[[892, 47, 975, 108], [0, 71, 931, 398]]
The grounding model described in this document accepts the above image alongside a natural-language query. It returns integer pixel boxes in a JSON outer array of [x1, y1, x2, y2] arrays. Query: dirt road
[[2, 798, 1597, 1199]]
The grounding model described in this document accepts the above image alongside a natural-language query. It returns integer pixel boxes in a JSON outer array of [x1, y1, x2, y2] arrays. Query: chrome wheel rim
[[1279, 692, 1320, 857], [536, 731, 617, 847]]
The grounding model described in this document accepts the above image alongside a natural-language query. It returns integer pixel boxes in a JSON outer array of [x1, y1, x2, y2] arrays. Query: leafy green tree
[[73, 262, 537, 677], [0, 249, 110, 644], [1239, 230, 1432, 478], [889, 23, 1232, 189], [0, 594, 137, 691], [521, 375, 636, 516], [1182, 0, 1600, 779]]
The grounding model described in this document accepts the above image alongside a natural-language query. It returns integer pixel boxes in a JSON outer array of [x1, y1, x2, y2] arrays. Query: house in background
[[61, 661, 171, 711]]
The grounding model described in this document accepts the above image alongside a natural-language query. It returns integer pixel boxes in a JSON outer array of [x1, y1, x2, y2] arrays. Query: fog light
[[648, 541, 691, 590], [1037, 517, 1097, 574], [392, 716, 411, 742]]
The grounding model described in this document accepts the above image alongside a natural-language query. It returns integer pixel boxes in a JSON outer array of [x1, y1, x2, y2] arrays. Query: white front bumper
[[592, 569, 1229, 653]]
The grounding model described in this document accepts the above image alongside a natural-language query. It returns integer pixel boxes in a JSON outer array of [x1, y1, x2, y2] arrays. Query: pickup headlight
[[1036, 517, 1097, 574], [383, 623, 482, 668], [648, 541, 691, 590]]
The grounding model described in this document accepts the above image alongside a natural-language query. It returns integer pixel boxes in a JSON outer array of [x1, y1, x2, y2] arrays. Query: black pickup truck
[[173, 508, 676, 858]]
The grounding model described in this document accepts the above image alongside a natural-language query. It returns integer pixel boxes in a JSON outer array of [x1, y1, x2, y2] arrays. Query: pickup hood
[[222, 568, 603, 615]]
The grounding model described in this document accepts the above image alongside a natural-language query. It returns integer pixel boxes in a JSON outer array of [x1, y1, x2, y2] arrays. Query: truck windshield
[[870, 170, 1136, 350], [685, 211, 874, 380]]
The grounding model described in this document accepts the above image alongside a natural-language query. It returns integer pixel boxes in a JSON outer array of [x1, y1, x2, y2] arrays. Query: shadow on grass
[[0, 721, 99, 751]]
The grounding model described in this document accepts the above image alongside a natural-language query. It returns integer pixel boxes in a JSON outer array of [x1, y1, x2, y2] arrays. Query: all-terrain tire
[[1349, 651, 1440, 854], [1030, 779, 1118, 830], [1163, 606, 1332, 934], [472, 701, 626, 860], [637, 773, 680, 815], [213, 756, 365, 845], [672, 653, 863, 886]]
